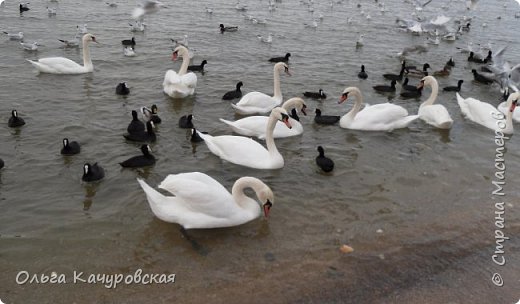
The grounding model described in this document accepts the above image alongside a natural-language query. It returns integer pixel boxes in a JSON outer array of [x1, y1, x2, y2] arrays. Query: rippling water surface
[[1, 0, 520, 303]]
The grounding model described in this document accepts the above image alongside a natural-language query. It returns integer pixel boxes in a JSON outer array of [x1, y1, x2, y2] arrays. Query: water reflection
[[435, 128, 451, 143], [82, 182, 99, 211]]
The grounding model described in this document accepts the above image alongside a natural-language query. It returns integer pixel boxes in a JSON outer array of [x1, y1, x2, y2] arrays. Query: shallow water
[[1, 0, 520, 303]]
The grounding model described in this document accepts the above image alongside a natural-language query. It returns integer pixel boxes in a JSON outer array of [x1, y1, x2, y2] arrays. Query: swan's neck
[[421, 80, 438, 107], [178, 54, 190, 76], [231, 177, 263, 216], [504, 98, 515, 133], [82, 41, 93, 71], [282, 98, 298, 112], [265, 112, 281, 158], [273, 66, 282, 99], [346, 90, 363, 120]]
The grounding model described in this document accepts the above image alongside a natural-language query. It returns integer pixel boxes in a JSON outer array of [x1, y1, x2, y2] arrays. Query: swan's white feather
[[28, 57, 87, 74], [220, 116, 302, 139], [163, 69, 197, 98], [233, 92, 282, 114], [456, 93, 500, 130], [198, 132, 282, 169], [419, 104, 453, 129], [137, 173, 264, 229], [342, 103, 419, 131]]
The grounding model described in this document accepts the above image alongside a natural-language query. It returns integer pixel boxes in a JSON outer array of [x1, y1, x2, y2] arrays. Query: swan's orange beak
[[172, 51, 178, 61], [91, 37, 98, 43], [339, 92, 348, 104], [263, 201, 272, 218], [510, 100, 518, 112], [417, 80, 425, 90], [282, 116, 292, 129]]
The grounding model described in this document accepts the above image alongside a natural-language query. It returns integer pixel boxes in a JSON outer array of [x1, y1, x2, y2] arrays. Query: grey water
[[1, 0, 520, 303]]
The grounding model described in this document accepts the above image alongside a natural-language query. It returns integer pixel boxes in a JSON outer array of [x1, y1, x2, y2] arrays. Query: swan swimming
[[232, 62, 291, 115], [220, 97, 306, 139], [28, 33, 97, 74], [417, 76, 453, 129], [339, 87, 419, 131], [137, 173, 274, 229], [198, 107, 292, 169], [163, 45, 197, 98], [456, 92, 520, 134]]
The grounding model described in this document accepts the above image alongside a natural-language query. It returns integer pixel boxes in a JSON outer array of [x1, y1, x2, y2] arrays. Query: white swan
[[417, 76, 453, 129], [231, 62, 291, 115], [198, 107, 292, 169], [220, 97, 306, 139], [137, 173, 274, 229], [456, 92, 520, 134], [163, 45, 197, 98], [27, 33, 97, 74], [339, 87, 419, 131]]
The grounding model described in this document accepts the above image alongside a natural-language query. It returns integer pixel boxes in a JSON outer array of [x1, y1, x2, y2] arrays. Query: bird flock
[[2, 0, 520, 233]]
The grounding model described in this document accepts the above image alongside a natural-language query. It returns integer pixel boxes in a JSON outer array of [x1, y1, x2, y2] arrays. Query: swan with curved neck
[[232, 62, 291, 115], [163, 45, 197, 98], [417, 76, 453, 129], [28, 34, 97, 74], [339, 86, 419, 131], [457, 92, 519, 134], [220, 97, 307, 139], [198, 107, 292, 169], [137, 173, 274, 229]]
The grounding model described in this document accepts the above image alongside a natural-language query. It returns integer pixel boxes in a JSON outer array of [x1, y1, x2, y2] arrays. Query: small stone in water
[[376, 229, 383, 234], [340, 244, 354, 253]]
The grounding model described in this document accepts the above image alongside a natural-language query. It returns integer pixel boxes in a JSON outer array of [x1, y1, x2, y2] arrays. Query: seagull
[[20, 41, 39, 51], [124, 46, 136, 57], [106, 2, 118, 7], [77, 24, 88, 34], [205, 6, 213, 14], [257, 33, 272, 44], [3, 31, 24, 41], [129, 20, 145, 32], [132, 0, 163, 20], [58, 34, 80, 48], [46, 6, 57, 15], [356, 34, 364, 47]]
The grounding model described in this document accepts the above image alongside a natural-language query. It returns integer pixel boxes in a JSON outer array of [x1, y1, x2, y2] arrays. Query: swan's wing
[[36, 57, 82, 70], [235, 92, 278, 108], [28, 57, 83, 73], [181, 72, 197, 88], [457, 94, 498, 124], [198, 132, 272, 166], [219, 116, 269, 137], [137, 178, 188, 223], [163, 69, 195, 96], [163, 69, 181, 85], [159, 172, 229, 200], [419, 104, 453, 127], [231, 104, 272, 115], [356, 103, 409, 125], [157, 173, 235, 218], [137, 178, 233, 227]]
